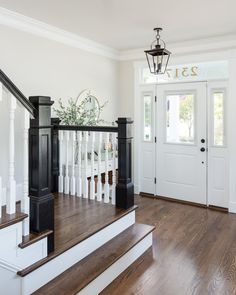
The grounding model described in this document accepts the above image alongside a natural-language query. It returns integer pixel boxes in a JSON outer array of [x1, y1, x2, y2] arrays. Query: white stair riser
[[0, 261, 21, 295], [0, 222, 47, 269], [22, 211, 136, 295], [78, 233, 153, 295]]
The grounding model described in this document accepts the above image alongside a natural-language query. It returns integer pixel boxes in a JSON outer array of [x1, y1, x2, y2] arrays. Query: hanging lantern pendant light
[[144, 28, 171, 75]]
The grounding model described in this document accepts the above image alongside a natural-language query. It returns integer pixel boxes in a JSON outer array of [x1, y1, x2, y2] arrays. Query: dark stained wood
[[101, 195, 236, 295], [0, 203, 27, 230], [116, 117, 134, 209], [18, 229, 53, 249], [29, 96, 55, 253], [18, 193, 137, 277], [33, 223, 155, 295], [155, 194, 208, 208]]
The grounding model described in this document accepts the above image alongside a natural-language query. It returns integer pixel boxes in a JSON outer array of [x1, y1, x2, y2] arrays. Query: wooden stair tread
[[17, 194, 138, 277], [18, 229, 53, 249], [0, 203, 28, 230], [32, 223, 155, 295]]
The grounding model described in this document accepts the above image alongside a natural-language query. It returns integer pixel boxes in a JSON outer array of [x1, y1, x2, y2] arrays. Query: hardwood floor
[[33, 223, 155, 295], [18, 193, 137, 276], [102, 195, 236, 295]]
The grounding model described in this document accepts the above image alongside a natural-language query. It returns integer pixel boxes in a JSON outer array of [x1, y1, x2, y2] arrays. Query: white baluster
[[82, 131, 88, 198], [77, 131, 82, 197], [90, 132, 95, 200], [70, 131, 76, 195], [111, 133, 117, 205], [0, 82, 2, 102], [104, 133, 110, 203], [0, 177, 2, 219], [96, 132, 102, 201], [64, 131, 70, 195], [58, 131, 64, 193], [22, 109, 30, 235], [7, 94, 16, 214]]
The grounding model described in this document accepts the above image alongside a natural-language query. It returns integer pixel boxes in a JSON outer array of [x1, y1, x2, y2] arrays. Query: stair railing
[[51, 118, 134, 208], [0, 69, 35, 236]]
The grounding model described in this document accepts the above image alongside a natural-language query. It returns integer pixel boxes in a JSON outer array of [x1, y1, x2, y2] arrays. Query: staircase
[[0, 69, 154, 295]]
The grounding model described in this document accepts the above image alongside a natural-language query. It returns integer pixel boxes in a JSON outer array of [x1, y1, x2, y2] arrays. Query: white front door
[[156, 82, 207, 204]]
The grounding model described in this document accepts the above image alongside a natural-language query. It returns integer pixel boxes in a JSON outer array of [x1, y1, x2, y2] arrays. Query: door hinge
[[155, 96, 157, 102], [155, 136, 157, 143], [154, 177, 156, 184]]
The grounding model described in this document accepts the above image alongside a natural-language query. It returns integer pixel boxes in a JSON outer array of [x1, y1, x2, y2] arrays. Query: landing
[[54, 193, 137, 254], [18, 193, 137, 276]]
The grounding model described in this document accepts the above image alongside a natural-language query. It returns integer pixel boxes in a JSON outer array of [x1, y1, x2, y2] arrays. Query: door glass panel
[[213, 91, 224, 146], [166, 93, 195, 144], [143, 94, 152, 141]]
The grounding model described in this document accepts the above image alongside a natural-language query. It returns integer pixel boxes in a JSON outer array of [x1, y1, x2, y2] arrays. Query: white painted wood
[[111, 133, 117, 205], [78, 233, 153, 295], [0, 222, 47, 269], [82, 132, 89, 198], [155, 82, 207, 204], [22, 109, 30, 236], [64, 131, 70, 195], [96, 132, 102, 202], [0, 177, 2, 218], [90, 132, 95, 200], [70, 131, 76, 196], [7, 94, 17, 214], [0, 82, 2, 102], [77, 131, 82, 197], [0, 258, 21, 295], [0, 7, 120, 60], [104, 133, 110, 203], [140, 86, 156, 194], [58, 131, 64, 193], [208, 81, 229, 208], [21, 211, 135, 295]]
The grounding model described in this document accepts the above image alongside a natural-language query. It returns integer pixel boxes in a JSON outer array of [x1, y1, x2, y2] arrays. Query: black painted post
[[116, 118, 134, 209], [51, 118, 60, 193], [29, 96, 54, 253]]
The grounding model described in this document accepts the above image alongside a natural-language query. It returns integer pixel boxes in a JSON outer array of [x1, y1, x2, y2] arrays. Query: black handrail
[[54, 124, 118, 133], [0, 69, 36, 116]]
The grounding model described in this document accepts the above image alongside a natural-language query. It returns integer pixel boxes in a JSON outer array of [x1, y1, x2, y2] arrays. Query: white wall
[[118, 61, 134, 118], [0, 25, 119, 122], [0, 24, 119, 202]]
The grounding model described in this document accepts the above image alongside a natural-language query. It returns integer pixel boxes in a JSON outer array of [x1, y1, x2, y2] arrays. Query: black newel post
[[29, 96, 54, 253], [51, 118, 60, 193], [116, 118, 134, 209]]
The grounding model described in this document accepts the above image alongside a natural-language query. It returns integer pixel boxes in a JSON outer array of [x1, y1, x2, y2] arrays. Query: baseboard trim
[[229, 202, 236, 213], [141, 193, 231, 212]]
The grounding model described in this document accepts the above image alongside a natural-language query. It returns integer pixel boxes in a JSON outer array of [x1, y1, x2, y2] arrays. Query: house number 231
[[166, 66, 198, 79]]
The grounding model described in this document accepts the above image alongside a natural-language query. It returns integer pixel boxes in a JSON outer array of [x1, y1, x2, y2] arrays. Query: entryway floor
[[102, 195, 236, 295]]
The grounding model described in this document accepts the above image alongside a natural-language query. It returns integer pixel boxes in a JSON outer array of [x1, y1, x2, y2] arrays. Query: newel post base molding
[[116, 118, 134, 209], [29, 96, 54, 253]]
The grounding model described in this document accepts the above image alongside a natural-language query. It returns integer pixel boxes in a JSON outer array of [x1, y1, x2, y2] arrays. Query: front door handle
[[200, 147, 205, 152]]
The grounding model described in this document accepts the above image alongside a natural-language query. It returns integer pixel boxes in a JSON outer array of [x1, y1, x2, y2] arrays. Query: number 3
[[182, 67, 189, 77]]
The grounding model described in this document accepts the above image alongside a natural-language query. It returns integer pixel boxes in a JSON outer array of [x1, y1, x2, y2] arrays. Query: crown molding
[[0, 7, 120, 60], [119, 34, 236, 61], [1, 7, 236, 62]]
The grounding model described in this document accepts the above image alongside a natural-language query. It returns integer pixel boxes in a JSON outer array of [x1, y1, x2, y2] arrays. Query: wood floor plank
[[0, 202, 27, 230], [33, 223, 155, 295], [18, 193, 137, 277], [101, 195, 236, 295]]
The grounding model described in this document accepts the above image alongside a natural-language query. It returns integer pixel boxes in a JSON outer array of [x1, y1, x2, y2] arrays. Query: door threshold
[[140, 193, 229, 212]]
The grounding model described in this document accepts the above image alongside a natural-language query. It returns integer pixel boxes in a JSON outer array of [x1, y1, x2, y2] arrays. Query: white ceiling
[[0, 0, 235, 51]]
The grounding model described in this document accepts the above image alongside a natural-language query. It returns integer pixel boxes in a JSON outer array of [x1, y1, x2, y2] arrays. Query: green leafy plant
[[54, 96, 107, 126]]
